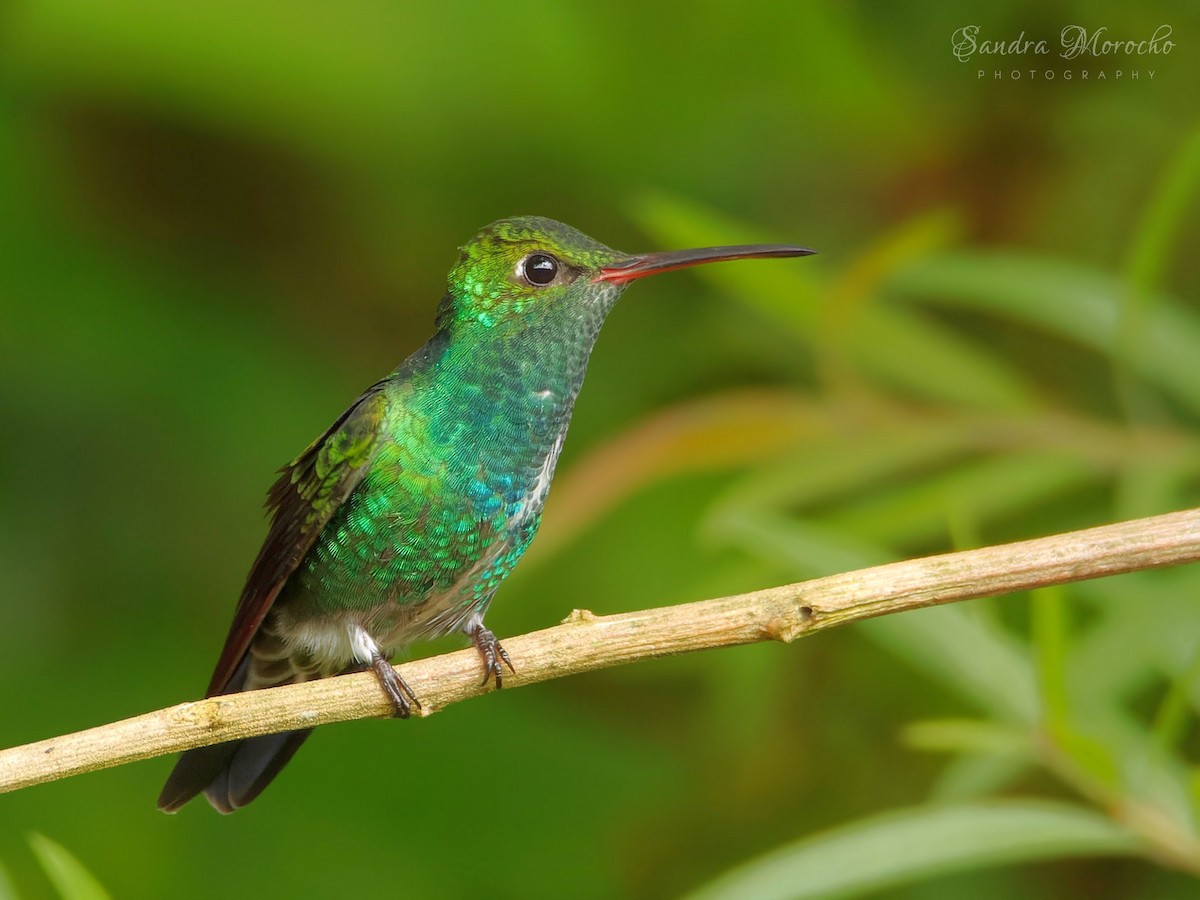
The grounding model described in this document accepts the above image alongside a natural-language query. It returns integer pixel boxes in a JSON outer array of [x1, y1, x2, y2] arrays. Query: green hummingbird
[[157, 216, 813, 813]]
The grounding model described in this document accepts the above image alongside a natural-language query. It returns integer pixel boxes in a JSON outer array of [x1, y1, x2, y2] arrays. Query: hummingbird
[[157, 216, 814, 813]]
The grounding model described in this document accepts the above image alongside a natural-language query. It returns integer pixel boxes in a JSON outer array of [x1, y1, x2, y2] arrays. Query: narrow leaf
[[931, 753, 1033, 803], [828, 451, 1101, 549], [893, 253, 1200, 415], [862, 605, 1038, 723], [1124, 124, 1200, 299], [902, 719, 1030, 757], [0, 859, 19, 900], [1032, 585, 1070, 730], [27, 835, 111, 900], [684, 801, 1141, 900]]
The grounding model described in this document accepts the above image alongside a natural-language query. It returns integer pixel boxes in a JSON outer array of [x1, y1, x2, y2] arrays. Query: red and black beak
[[593, 244, 816, 284]]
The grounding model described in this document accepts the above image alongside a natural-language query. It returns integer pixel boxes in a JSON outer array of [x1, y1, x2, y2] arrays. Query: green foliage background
[[2, 2, 1199, 897]]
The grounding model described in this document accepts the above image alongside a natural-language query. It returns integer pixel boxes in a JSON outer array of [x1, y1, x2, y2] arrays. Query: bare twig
[[2, 508, 1199, 794]]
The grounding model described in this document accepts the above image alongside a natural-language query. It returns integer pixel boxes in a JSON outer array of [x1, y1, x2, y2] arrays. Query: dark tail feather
[[157, 728, 313, 814], [157, 654, 315, 814]]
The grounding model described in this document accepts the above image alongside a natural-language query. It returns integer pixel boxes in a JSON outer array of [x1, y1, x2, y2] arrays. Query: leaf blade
[[27, 835, 111, 900], [684, 801, 1142, 900]]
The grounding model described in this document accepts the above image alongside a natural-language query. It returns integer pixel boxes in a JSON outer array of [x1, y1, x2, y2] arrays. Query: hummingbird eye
[[520, 253, 560, 287]]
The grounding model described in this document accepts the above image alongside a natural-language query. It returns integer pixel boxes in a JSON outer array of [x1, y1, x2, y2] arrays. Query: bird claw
[[369, 653, 421, 719], [469, 624, 515, 689]]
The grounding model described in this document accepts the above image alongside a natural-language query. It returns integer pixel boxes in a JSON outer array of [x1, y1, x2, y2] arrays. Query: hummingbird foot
[[368, 652, 421, 719], [468, 622, 515, 689]]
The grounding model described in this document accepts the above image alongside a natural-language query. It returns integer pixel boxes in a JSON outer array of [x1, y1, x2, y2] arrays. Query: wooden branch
[[3, 508, 1199, 795]]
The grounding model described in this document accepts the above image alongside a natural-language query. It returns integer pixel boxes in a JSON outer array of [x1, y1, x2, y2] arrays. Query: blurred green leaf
[[0, 859, 19, 900], [893, 253, 1200, 415], [839, 303, 1036, 411], [27, 834, 111, 900], [632, 194, 1037, 411], [1032, 586, 1070, 730], [828, 451, 1102, 548], [1050, 728, 1123, 796], [1153, 644, 1200, 754], [903, 719, 1035, 800], [1118, 742, 1198, 841], [930, 753, 1034, 803], [1116, 124, 1200, 425], [707, 422, 975, 535], [1123, 124, 1200, 302], [1070, 571, 1200, 708], [902, 719, 1030, 757], [862, 605, 1038, 724], [717, 510, 890, 580], [683, 801, 1142, 900], [1113, 451, 1200, 520]]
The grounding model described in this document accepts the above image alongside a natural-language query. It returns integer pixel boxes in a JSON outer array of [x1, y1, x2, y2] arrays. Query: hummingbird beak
[[592, 244, 816, 284]]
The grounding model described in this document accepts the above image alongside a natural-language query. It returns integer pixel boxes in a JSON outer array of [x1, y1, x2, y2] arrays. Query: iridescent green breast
[[279, 356, 572, 641]]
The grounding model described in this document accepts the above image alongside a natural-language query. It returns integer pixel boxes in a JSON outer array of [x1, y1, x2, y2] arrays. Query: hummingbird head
[[443, 216, 815, 334], [445, 216, 622, 332]]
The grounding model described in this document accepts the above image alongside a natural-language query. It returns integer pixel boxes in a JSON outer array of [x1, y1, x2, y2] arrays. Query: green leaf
[[902, 719, 1030, 757], [1113, 452, 1200, 521], [27, 835, 111, 900], [0, 859, 20, 900], [1050, 727, 1122, 795], [1123, 124, 1200, 301], [893, 253, 1200, 415], [683, 801, 1142, 900], [717, 510, 891, 580], [1116, 125, 1200, 422], [862, 605, 1038, 723], [1032, 586, 1070, 730], [843, 303, 1036, 411], [1153, 643, 1200, 754], [930, 753, 1033, 803], [706, 421, 976, 532], [828, 451, 1101, 550], [1070, 570, 1200, 707], [903, 720, 1035, 800], [631, 193, 1035, 410], [710, 434, 1104, 559]]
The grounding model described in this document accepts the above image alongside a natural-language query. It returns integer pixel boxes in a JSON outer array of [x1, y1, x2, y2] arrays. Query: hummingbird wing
[[204, 379, 391, 696]]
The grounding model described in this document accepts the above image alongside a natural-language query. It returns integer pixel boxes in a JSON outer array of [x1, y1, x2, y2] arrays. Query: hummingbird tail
[[157, 728, 314, 814], [157, 652, 317, 814]]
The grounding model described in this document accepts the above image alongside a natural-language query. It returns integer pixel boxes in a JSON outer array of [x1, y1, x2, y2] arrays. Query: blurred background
[[2, 1, 1200, 897]]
